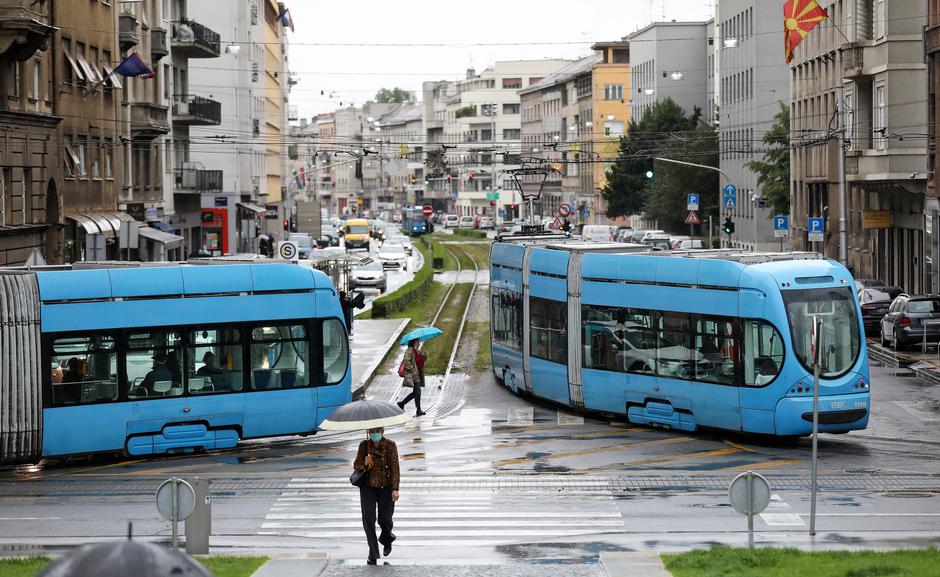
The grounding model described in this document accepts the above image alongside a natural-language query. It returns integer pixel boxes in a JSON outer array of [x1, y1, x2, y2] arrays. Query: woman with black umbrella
[[353, 427, 400, 565]]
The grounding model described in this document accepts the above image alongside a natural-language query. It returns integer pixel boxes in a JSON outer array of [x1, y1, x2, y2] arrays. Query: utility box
[[185, 477, 211, 554]]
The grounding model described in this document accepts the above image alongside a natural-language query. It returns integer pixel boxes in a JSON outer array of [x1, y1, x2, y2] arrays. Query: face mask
[[369, 433, 383, 443]]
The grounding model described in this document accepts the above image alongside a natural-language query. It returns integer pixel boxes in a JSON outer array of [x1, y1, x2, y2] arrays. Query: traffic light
[[490, 200, 496, 207], [645, 170, 654, 179], [723, 217, 735, 235], [410, 176, 417, 185]]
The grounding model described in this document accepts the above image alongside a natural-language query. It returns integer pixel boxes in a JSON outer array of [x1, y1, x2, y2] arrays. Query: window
[[693, 317, 737, 385], [656, 312, 694, 379], [873, 0, 885, 39], [188, 327, 244, 394], [323, 319, 349, 384], [31, 60, 40, 103], [783, 287, 861, 379], [845, 93, 855, 149], [742, 320, 784, 386], [604, 84, 624, 100], [125, 330, 183, 398], [103, 139, 113, 179], [502, 103, 520, 115], [49, 335, 118, 406], [10, 61, 20, 97], [250, 324, 309, 389], [62, 38, 76, 85], [63, 136, 80, 179], [481, 128, 493, 141], [530, 297, 567, 364], [492, 289, 523, 351], [604, 121, 624, 137], [875, 84, 886, 150], [77, 137, 87, 179], [583, 305, 628, 372], [502, 78, 522, 89], [502, 128, 521, 140]]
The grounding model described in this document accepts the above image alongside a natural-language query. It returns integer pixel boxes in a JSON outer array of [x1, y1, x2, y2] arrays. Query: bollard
[[185, 477, 211, 554]]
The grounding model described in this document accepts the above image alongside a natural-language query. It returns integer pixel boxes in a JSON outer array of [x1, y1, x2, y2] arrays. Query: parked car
[[881, 294, 940, 350], [643, 235, 673, 251], [677, 239, 706, 250], [445, 214, 459, 228], [378, 242, 409, 270], [859, 286, 904, 334], [640, 230, 666, 243], [855, 278, 886, 292], [582, 225, 614, 242], [287, 233, 315, 259], [614, 229, 635, 243], [630, 229, 649, 243], [350, 260, 388, 292], [479, 216, 495, 229], [669, 236, 692, 249], [458, 216, 474, 228]]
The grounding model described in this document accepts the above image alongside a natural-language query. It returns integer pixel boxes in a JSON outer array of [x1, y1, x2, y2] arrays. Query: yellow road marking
[[722, 459, 803, 472]]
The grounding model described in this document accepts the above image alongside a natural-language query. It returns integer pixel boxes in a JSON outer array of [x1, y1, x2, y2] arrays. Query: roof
[[629, 20, 710, 39], [377, 103, 423, 127], [519, 53, 603, 95]]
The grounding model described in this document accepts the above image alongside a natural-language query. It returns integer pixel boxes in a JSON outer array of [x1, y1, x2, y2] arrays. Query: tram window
[[656, 312, 694, 379], [530, 297, 567, 364], [618, 309, 656, 374], [188, 327, 243, 394], [583, 305, 626, 372], [49, 335, 118, 406], [125, 330, 183, 399], [743, 320, 784, 387], [693, 317, 737, 385], [492, 289, 523, 351], [250, 324, 309, 390], [323, 319, 349, 385]]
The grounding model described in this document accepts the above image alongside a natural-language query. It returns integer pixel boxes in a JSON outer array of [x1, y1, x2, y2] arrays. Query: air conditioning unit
[[251, 62, 259, 82]]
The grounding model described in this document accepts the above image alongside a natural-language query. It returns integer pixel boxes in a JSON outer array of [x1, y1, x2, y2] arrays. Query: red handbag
[[397, 360, 407, 377]]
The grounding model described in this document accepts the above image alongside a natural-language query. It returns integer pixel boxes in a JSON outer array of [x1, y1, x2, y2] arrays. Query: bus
[[490, 238, 870, 437], [0, 261, 351, 464], [402, 208, 428, 236]]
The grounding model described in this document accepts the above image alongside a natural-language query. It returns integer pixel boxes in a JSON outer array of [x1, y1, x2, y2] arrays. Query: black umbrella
[[319, 399, 411, 431], [38, 541, 215, 577]]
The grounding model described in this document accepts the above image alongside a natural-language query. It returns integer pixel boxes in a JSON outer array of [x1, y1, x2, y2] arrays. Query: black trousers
[[399, 380, 422, 412], [359, 485, 395, 559]]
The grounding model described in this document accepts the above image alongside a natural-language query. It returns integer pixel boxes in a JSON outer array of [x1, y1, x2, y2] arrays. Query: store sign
[[863, 210, 894, 229], [214, 197, 228, 207], [265, 205, 279, 219]]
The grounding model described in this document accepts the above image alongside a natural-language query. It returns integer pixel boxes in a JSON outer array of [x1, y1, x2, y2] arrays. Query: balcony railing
[[130, 103, 170, 140], [0, 0, 54, 60], [151, 28, 168, 61], [842, 44, 864, 77], [172, 95, 221, 126], [171, 19, 221, 59], [119, 13, 139, 52], [175, 168, 223, 193], [928, 25, 940, 56]]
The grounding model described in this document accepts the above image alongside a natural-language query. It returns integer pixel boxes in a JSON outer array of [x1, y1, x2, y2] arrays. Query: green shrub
[[372, 237, 433, 318], [453, 228, 488, 239]]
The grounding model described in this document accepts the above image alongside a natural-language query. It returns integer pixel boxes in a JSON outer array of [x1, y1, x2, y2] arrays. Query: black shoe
[[415, 411, 426, 417], [397, 401, 405, 410], [367, 557, 377, 565], [383, 543, 392, 556]]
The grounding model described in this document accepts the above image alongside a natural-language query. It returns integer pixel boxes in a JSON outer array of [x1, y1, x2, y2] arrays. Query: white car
[[458, 216, 474, 228], [378, 242, 409, 270], [479, 216, 495, 229], [445, 214, 459, 227], [386, 234, 413, 255], [581, 225, 614, 242], [678, 239, 705, 249], [640, 230, 665, 243]]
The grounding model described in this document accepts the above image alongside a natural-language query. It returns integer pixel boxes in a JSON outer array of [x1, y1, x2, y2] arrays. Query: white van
[[581, 225, 614, 242]]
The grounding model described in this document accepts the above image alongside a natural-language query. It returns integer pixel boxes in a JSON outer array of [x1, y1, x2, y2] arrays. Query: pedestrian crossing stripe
[[759, 494, 807, 527]]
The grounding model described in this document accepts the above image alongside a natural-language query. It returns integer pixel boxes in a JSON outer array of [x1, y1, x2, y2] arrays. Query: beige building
[[0, 0, 60, 265]]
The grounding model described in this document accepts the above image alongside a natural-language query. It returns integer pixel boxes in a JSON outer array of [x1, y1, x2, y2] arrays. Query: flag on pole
[[113, 52, 155, 78], [295, 166, 305, 189], [784, 0, 829, 63], [277, 8, 294, 32]]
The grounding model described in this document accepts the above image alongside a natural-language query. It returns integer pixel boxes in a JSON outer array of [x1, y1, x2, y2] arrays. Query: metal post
[[171, 478, 179, 550], [810, 316, 822, 536], [492, 103, 499, 226], [708, 216, 713, 248], [746, 471, 754, 549], [837, 83, 848, 266]]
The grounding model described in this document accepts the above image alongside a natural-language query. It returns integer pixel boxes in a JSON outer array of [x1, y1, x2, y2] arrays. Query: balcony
[[928, 25, 940, 56], [175, 168, 223, 194], [151, 28, 168, 62], [130, 103, 170, 140], [172, 19, 221, 59], [172, 95, 221, 126], [0, 0, 54, 60], [842, 44, 864, 78], [119, 13, 139, 52]]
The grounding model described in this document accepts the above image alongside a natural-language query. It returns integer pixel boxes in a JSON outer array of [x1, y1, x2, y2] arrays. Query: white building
[[629, 21, 711, 120]]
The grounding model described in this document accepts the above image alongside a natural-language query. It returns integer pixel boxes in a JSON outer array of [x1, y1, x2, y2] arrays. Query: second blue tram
[[402, 208, 428, 236], [490, 238, 870, 436]]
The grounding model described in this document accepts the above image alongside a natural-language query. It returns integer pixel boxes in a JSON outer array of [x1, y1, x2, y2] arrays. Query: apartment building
[[925, 0, 940, 292], [0, 0, 60, 265], [790, 0, 928, 292], [373, 103, 425, 208]]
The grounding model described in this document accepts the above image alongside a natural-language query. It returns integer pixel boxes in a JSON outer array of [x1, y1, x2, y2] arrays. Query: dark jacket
[[354, 438, 400, 491]]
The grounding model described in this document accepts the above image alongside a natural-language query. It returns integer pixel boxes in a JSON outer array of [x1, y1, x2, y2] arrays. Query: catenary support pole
[[838, 83, 848, 266]]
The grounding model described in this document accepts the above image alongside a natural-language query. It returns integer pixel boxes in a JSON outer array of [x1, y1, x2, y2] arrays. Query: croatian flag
[[114, 52, 155, 78]]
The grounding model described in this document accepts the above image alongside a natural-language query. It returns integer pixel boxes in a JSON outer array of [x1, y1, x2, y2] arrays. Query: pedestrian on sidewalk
[[397, 338, 426, 416], [353, 427, 400, 565], [340, 290, 354, 335]]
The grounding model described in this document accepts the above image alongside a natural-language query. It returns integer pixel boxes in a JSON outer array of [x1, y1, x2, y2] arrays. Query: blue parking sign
[[808, 217, 825, 242], [687, 193, 700, 211], [773, 215, 789, 238], [722, 184, 737, 209]]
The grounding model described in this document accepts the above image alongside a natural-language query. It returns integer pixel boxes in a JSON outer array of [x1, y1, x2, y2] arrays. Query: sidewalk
[[350, 318, 409, 397], [867, 338, 940, 385], [601, 553, 672, 577]]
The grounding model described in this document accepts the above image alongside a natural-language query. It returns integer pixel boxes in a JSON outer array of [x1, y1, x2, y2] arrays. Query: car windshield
[[381, 244, 405, 255], [289, 235, 312, 248], [783, 287, 860, 378], [908, 299, 940, 314], [865, 288, 901, 302], [355, 261, 383, 272], [346, 225, 369, 234]]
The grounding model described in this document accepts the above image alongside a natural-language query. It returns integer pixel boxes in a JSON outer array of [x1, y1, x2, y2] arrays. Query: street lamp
[[723, 37, 739, 48], [644, 88, 655, 96], [669, 71, 684, 81]]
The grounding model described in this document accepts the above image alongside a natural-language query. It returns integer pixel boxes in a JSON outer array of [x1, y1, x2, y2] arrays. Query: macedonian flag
[[784, 0, 829, 63]]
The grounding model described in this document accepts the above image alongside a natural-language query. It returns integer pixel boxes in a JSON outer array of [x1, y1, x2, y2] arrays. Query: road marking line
[[894, 401, 940, 422], [760, 513, 807, 526], [507, 407, 533, 427], [722, 459, 802, 472]]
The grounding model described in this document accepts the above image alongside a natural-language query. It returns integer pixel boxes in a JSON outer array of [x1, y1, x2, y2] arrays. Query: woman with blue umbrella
[[395, 327, 442, 417]]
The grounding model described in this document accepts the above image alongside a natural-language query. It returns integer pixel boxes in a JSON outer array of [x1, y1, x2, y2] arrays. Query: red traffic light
[[490, 201, 496, 207]]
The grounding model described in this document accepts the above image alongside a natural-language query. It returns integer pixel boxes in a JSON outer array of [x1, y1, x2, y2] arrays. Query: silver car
[[378, 242, 409, 270], [350, 260, 387, 292]]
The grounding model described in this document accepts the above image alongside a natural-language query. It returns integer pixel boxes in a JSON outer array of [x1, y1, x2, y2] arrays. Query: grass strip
[[0, 555, 270, 577], [662, 547, 940, 577], [472, 321, 492, 373], [422, 283, 474, 375], [0, 557, 49, 577]]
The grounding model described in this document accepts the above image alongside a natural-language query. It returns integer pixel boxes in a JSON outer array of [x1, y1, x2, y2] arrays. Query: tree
[[746, 102, 790, 218], [373, 87, 415, 104]]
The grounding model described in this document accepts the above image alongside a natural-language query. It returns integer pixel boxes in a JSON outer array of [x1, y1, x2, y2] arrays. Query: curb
[[867, 341, 940, 384], [253, 553, 329, 577], [352, 318, 409, 399], [600, 552, 673, 577]]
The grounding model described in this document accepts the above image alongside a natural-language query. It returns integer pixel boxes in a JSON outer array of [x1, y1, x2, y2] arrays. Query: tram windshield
[[783, 286, 860, 378]]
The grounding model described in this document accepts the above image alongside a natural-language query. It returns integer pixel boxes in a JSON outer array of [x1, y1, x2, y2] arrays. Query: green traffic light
[[645, 170, 654, 179]]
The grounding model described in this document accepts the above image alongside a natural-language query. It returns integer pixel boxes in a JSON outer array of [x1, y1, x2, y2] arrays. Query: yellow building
[[589, 41, 631, 220]]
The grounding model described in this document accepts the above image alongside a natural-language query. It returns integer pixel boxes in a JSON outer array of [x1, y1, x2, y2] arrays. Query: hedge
[[453, 228, 488, 239], [432, 240, 446, 270], [371, 236, 434, 318]]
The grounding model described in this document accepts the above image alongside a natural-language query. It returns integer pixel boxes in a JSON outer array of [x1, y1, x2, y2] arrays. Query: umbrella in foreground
[[38, 540, 214, 577], [399, 326, 443, 346], [320, 399, 411, 431]]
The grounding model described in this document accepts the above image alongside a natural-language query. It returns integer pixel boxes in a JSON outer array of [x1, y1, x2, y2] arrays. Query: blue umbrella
[[400, 326, 443, 346]]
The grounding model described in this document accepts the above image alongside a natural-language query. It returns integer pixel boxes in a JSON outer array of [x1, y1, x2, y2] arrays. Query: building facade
[[0, 0, 60, 265], [926, 0, 940, 292], [717, 1, 789, 251], [790, 0, 928, 292]]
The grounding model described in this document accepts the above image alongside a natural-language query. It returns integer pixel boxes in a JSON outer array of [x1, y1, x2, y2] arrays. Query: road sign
[[422, 205, 433, 217], [728, 471, 771, 549], [277, 241, 299, 262], [559, 203, 572, 217], [722, 184, 737, 209], [550, 217, 562, 230], [808, 217, 825, 242], [773, 215, 789, 238], [684, 211, 701, 225], [157, 477, 196, 551], [687, 193, 699, 211]]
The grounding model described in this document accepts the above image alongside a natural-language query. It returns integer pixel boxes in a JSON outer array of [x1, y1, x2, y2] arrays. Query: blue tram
[[402, 208, 428, 236], [490, 237, 870, 436], [0, 262, 351, 464]]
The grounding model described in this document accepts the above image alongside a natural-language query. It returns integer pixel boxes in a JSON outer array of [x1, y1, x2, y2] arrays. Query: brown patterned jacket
[[354, 438, 400, 491]]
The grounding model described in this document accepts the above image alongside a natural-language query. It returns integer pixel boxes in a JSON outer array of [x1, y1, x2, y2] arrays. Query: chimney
[[466, 68, 476, 79]]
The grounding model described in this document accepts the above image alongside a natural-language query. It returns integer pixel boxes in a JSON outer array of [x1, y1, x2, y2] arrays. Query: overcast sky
[[285, 0, 716, 120]]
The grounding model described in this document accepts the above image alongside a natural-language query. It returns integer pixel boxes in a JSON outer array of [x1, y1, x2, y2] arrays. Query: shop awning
[[237, 202, 267, 217], [138, 226, 184, 250], [66, 214, 99, 235], [66, 212, 136, 237], [152, 221, 174, 233]]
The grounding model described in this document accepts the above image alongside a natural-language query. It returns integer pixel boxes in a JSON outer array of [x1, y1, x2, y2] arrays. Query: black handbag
[[350, 468, 368, 488]]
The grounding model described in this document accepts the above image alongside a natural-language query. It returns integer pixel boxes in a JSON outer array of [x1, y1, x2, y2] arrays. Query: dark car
[[858, 286, 903, 334], [855, 278, 886, 292], [880, 294, 940, 350]]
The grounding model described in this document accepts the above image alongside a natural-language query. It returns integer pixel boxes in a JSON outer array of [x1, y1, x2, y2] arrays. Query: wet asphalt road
[[1, 341, 939, 562]]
